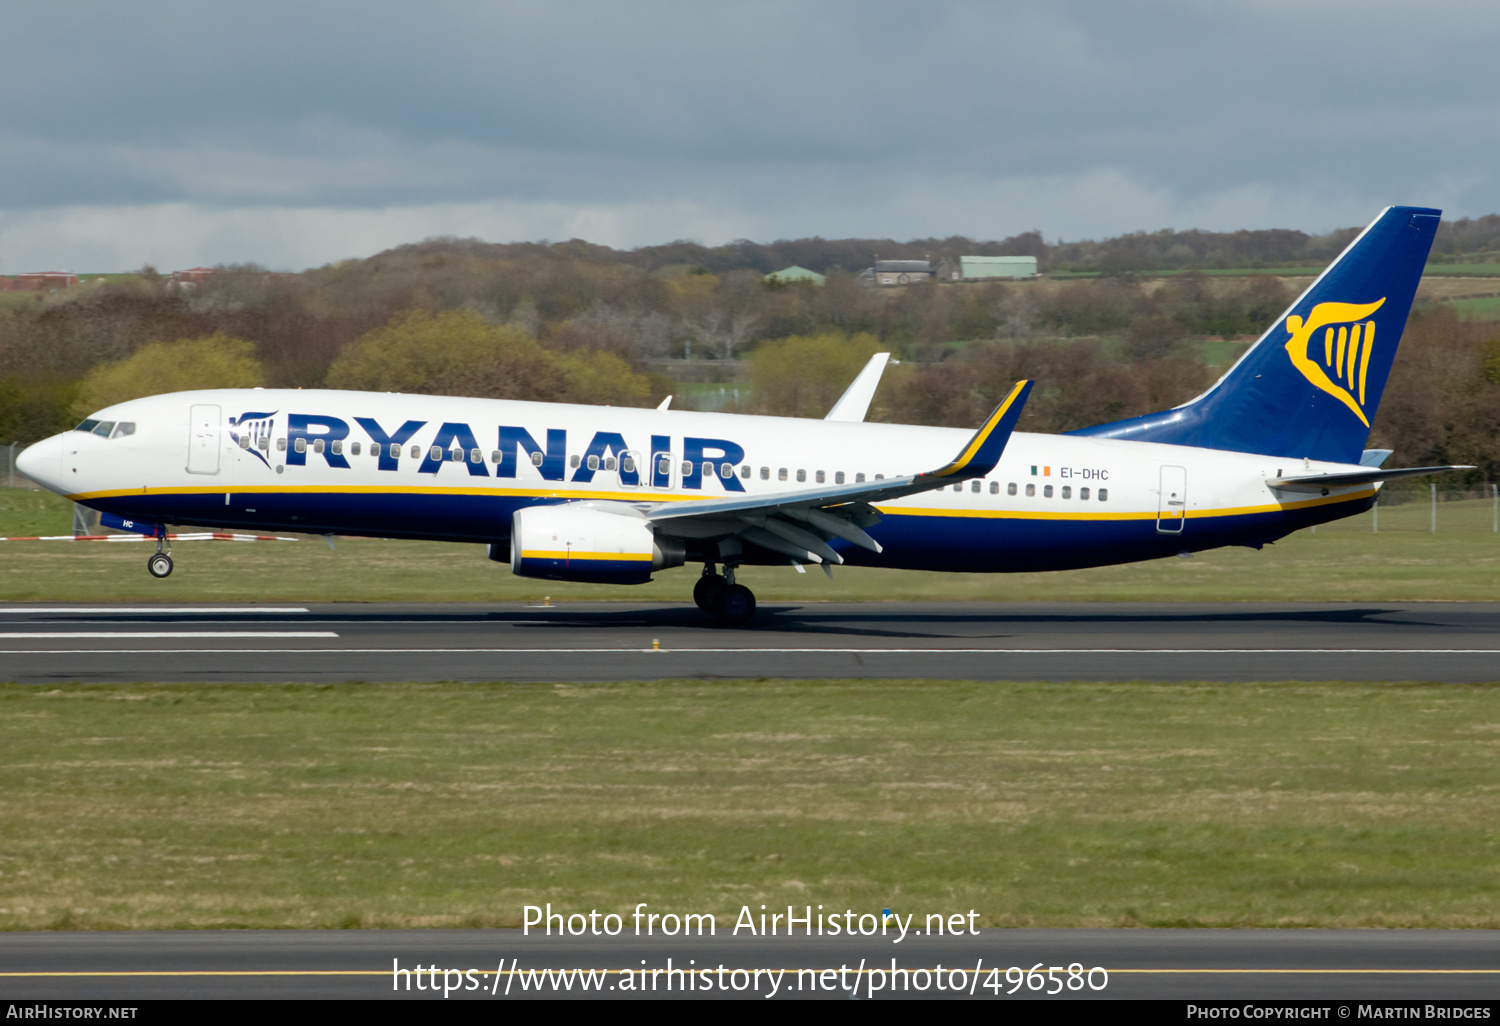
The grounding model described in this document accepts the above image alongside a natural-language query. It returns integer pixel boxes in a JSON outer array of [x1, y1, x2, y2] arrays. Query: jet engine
[[510, 504, 684, 584]]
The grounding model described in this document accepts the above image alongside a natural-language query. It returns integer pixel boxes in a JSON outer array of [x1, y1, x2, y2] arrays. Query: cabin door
[[1156, 465, 1187, 533], [186, 404, 222, 475]]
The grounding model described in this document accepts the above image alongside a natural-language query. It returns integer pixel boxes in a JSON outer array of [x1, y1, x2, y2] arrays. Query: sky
[[2, 0, 1498, 272]]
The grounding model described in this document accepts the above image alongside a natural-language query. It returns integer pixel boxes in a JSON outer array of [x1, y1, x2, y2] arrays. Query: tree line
[[0, 236, 1495, 486]]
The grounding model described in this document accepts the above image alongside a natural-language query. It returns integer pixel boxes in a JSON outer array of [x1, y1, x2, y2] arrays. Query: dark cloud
[[2, 1, 1498, 268]]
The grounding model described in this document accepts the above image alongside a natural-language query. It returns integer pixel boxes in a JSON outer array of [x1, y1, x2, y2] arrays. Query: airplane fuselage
[[31, 388, 1376, 574]]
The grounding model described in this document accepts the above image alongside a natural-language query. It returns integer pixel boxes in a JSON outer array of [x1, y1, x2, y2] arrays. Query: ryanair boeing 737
[[16, 206, 1469, 623]]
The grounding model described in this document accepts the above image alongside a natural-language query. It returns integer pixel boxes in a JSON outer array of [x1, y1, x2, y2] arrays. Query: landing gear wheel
[[147, 553, 174, 579], [716, 584, 756, 625], [693, 573, 726, 613]]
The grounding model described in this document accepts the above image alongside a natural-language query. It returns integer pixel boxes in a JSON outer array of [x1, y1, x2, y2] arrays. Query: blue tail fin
[[1070, 206, 1440, 463]]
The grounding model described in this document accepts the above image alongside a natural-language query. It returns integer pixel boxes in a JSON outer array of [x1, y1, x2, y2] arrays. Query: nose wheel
[[147, 546, 173, 579]]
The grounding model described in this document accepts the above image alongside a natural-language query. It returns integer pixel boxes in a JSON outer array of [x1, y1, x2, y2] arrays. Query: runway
[[2, 928, 1498, 1001], [1, 601, 1499, 683]]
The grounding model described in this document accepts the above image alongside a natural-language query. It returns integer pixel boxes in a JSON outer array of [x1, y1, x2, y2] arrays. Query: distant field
[[1448, 295, 1500, 321], [2, 486, 1496, 604], [1, 678, 1497, 930], [1423, 263, 1500, 276]]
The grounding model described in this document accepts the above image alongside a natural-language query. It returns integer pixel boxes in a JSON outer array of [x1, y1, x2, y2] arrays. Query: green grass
[[1423, 264, 1500, 276], [3, 486, 1496, 604], [1447, 295, 1500, 321], [1, 679, 1497, 930]]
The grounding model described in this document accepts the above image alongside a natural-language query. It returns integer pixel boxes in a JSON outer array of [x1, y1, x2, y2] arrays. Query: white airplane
[[17, 206, 1468, 623]]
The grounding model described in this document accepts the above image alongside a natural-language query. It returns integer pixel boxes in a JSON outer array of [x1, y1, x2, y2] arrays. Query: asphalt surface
[[1, 928, 1497, 1000], [1, 601, 1499, 683]]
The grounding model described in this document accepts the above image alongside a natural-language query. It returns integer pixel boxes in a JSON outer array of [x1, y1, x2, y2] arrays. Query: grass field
[[1448, 295, 1500, 321], [1, 679, 1497, 930], [3, 487, 1496, 604]]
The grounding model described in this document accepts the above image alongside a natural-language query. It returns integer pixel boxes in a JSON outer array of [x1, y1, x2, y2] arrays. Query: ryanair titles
[[269, 413, 747, 492]]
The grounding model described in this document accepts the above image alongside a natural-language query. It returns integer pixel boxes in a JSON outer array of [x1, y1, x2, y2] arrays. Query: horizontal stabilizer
[[1268, 465, 1474, 491]]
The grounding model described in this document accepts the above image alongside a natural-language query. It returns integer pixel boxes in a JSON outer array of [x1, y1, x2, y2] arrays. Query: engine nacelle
[[510, 504, 684, 584]]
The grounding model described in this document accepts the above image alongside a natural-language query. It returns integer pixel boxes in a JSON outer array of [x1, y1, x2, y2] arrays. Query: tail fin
[[1070, 206, 1440, 463]]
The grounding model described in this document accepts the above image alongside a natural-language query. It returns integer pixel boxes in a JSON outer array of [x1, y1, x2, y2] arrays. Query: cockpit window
[[91, 421, 116, 437], [75, 419, 100, 433], [110, 422, 135, 439]]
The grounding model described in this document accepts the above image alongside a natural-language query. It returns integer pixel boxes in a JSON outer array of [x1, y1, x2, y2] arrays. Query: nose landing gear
[[694, 563, 756, 624], [147, 535, 173, 578]]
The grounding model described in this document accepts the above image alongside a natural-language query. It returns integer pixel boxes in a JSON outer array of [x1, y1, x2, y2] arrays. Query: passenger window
[[796, 469, 806, 483], [658, 457, 671, 475], [740, 464, 751, 479], [816, 470, 825, 484], [971, 480, 980, 493], [334, 440, 345, 455], [779, 468, 788, 481], [587, 454, 599, 471], [874, 474, 883, 480], [702, 461, 713, 479], [411, 445, 422, 459], [532, 451, 545, 467], [605, 457, 616, 471], [258, 436, 269, 451], [622, 457, 634, 473], [237, 435, 250, 449], [1007, 482, 1017, 495], [682, 461, 692, 476], [761, 466, 770, 480], [428, 446, 441, 460], [278, 438, 288, 451], [857, 473, 866, 483], [391, 443, 401, 459], [990, 481, 999, 494], [571, 454, 581, 469], [1061, 486, 1071, 499], [294, 438, 308, 454], [952, 483, 961, 492], [720, 463, 732, 478], [111, 422, 135, 438], [1098, 488, 1108, 501], [1080, 487, 1089, 500], [1025, 483, 1035, 496], [1044, 485, 1053, 498], [492, 450, 502, 463], [470, 448, 482, 463], [349, 441, 360, 456], [313, 439, 326, 454], [835, 471, 845, 484]]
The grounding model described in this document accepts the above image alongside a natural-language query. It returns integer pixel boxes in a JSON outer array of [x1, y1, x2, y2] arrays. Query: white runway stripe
[[0, 646, 1492, 654], [0, 607, 309, 614], [0, 632, 339, 640]]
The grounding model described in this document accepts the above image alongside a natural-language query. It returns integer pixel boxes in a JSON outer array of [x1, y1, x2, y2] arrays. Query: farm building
[[864, 259, 933, 286], [0, 271, 79, 293], [764, 265, 825, 285]]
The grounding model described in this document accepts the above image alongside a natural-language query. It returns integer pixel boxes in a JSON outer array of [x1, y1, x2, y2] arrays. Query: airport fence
[[1, 442, 34, 490]]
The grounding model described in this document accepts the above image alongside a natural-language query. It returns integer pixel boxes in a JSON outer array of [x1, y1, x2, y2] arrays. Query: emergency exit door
[[187, 404, 222, 475], [1157, 465, 1186, 533]]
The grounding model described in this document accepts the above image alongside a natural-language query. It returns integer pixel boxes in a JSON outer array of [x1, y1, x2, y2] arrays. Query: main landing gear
[[694, 563, 756, 625], [147, 537, 173, 578]]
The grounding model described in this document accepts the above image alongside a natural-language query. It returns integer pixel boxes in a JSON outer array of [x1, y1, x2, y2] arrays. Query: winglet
[[826, 353, 891, 422], [929, 379, 1032, 479]]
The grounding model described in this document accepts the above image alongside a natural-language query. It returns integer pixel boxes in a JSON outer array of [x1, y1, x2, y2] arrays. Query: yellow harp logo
[[1282, 298, 1385, 427]]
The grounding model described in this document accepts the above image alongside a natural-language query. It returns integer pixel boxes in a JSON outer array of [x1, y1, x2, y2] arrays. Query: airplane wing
[[642, 380, 1032, 564], [1268, 465, 1474, 491]]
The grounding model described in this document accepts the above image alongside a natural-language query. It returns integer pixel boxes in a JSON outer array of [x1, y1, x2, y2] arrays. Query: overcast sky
[[2, 1, 1497, 272]]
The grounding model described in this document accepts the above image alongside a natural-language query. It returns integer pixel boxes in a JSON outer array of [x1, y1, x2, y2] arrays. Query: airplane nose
[[16, 434, 66, 494]]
